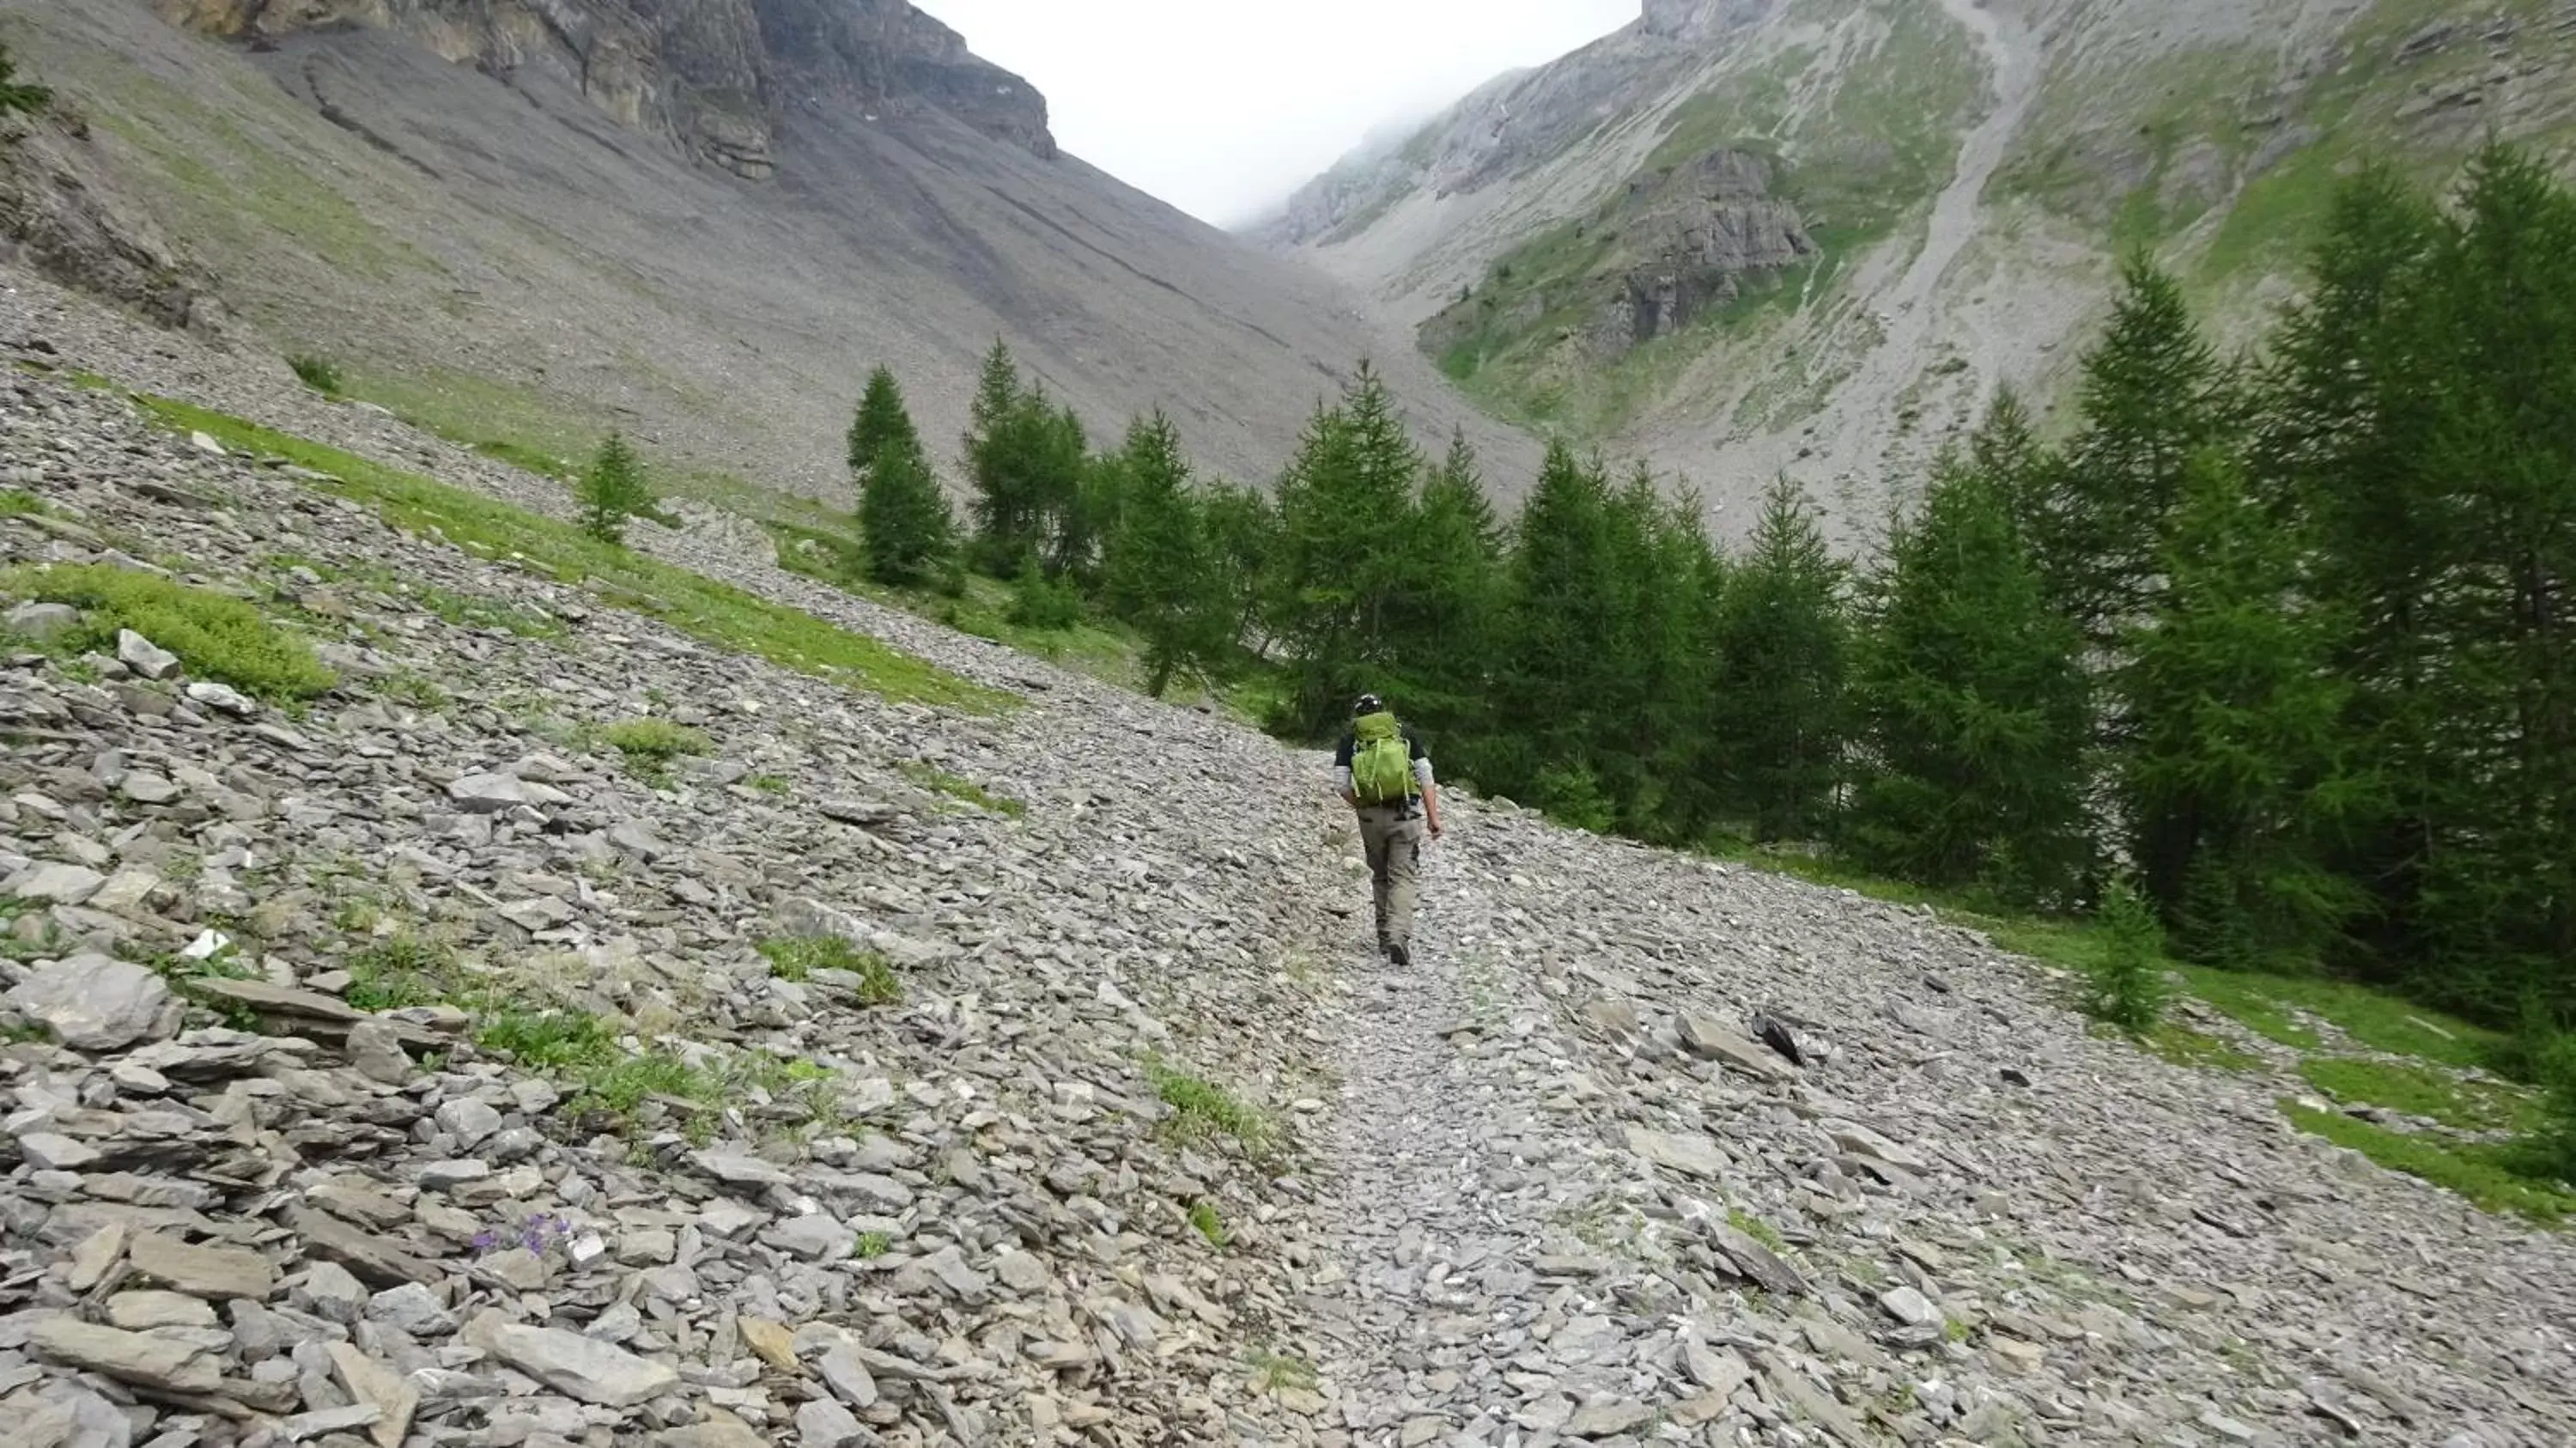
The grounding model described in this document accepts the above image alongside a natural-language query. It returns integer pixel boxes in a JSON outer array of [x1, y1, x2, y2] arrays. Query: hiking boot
[[1386, 940, 1412, 967]]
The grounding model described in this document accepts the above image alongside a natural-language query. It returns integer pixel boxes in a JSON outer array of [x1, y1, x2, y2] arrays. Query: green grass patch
[[11, 362, 117, 392], [2184, 968, 2502, 1068], [2173, 965, 2323, 1049], [0, 489, 51, 518], [289, 356, 344, 396], [2299, 1057, 2537, 1133], [1727, 1207, 1786, 1252], [474, 1006, 619, 1073], [1701, 837, 2518, 1083], [342, 936, 461, 1013], [755, 936, 902, 1005], [1144, 1056, 1277, 1158], [769, 522, 1149, 686], [576, 1049, 708, 1116], [1188, 1201, 1228, 1250], [130, 397, 1007, 714], [748, 773, 791, 796], [598, 718, 712, 785], [2138, 1023, 2264, 1073], [1246, 1350, 1319, 1395], [468, 1001, 734, 1139], [375, 671, 452, 713], [854, 1230, 892, 1260], [0, 562, 336, 701], [2280, 1098, 2575, 1222], [896, 761, 1026, 819]]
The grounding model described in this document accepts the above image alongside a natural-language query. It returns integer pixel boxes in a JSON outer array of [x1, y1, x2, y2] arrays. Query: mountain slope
[[0, 0, 1537, 500], [1259, 0, 2576, 545], [8, 261, 2576, 1447]]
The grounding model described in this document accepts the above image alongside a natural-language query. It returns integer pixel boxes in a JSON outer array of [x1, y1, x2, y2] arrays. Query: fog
[[912, 0, 1637, 227]]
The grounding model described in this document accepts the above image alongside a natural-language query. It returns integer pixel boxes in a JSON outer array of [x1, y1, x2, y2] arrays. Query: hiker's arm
[[1416, 757, 1442, 837], [1335, 763, 1357, 809]]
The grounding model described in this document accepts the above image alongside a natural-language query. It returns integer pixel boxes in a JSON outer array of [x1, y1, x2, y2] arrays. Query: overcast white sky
[[912, 0, 1638, 228]]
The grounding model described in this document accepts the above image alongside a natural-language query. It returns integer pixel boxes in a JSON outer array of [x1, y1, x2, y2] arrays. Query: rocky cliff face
[[0, 107, 228, 338], [155, 0, 1054, 180], [1607, 149, 1812, 351], [1423, 146, 1813, 368]]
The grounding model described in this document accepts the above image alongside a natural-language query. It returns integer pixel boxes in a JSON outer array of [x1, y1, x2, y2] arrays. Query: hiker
[[1334, 693, 1442, 965]]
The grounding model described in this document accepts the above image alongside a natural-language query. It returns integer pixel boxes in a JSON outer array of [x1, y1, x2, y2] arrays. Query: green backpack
[[1350, 710, 1417, 806]]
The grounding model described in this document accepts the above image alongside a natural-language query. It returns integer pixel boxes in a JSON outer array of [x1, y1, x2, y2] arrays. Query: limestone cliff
[[154, 0, 1054, 180], [1423, 147, 1813, 369]]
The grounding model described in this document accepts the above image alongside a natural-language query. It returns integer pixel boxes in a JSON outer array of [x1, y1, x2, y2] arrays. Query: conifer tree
[[961, 340, 1087, 576], [1263, 363, 1422, 733], [1199, 481, 1279, 654], [1036, 403, 1091, 574], [2385, 146, 2576, 1011], [1847, 453, 2091, 903], [576, 431, 653, 546], [2247, 147, 2576, 1015], [857, 441, 957, 588], [1381, 429, 1504, 764], [1101, 412, 1228, 695], [1969, 387, 2059, 542], [2118, 451, 2360, 965], [1668, 523, 1735, 839], [1060, 451, 1129, 592], [1601, 467, 1710, 839], [1708, 476, 1849, 841], [843, 366, 956, 587], [847, 366, 921, 490], [2255, 161, 2445, 985], [2026, 258, 2239, 649], [1491, 441, 1621, 823]]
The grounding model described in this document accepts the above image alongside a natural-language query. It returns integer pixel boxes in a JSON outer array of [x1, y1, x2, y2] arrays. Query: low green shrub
[[2, 563, 336, 701], [2082, 880, 2170, 1033], [1005, 561, 1084, 630], [599, 718, 711, 767], [288, 356, 344, 395]]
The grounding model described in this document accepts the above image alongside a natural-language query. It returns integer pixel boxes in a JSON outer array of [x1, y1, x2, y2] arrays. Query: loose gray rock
[[4, 862, 108, 907], [28, 1317, 222, 1393], [483, 1322, 680, 1407], [5, 954, 176, 1049], [116, 627, 180, 679], [5, 599, 81, 640]]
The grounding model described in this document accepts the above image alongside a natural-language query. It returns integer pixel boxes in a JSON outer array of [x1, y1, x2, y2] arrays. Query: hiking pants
[[1356, 804, 1427, 953]]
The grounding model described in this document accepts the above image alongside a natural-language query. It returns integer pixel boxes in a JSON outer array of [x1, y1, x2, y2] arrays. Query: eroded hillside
[[1260, 0, 2576, 544], [0, 0, 1536, 504], [5, 259, 2575, 1446]]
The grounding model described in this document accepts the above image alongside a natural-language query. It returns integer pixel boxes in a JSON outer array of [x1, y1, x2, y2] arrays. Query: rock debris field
[[1, 264, 2573, 1448]]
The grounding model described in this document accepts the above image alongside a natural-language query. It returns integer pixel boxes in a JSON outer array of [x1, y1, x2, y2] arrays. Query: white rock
[[117, 628, 181, 679]]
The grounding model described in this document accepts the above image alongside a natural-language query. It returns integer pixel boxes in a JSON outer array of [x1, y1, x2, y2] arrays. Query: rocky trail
[[2, 260, 2573, 1448]]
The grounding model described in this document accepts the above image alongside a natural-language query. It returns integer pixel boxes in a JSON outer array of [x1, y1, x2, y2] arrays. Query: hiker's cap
[[1352, 693, 1384, 716]]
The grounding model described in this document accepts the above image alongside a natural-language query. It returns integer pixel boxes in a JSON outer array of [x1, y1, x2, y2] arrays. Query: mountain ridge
[[1257, 0, 2576, 545], [0, 0, 1540, 506]]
